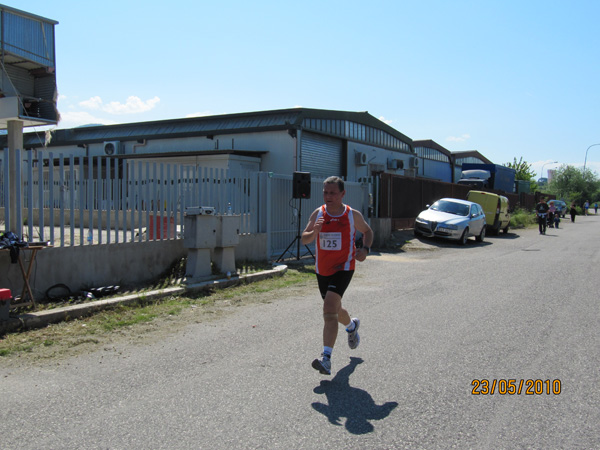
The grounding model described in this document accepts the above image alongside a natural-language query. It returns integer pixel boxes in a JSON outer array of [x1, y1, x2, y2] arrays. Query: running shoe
[[312, 354, 331, 375], [347, 318, 360, 349]]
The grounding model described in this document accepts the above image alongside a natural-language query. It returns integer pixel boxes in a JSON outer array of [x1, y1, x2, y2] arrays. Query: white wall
[[37, 130, 298, 174], [22, 129, 417, 181], [131, 154, 261, 174]]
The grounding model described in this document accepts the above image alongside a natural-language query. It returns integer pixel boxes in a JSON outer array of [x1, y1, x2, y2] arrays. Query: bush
[[510, 207, 536, 228]]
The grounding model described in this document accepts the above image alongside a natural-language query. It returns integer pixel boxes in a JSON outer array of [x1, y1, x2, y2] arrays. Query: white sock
[[345, 320, 355, 332], [323, 346, 333, 358]]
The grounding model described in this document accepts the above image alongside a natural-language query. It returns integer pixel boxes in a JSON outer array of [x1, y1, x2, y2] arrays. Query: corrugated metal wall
[[2, 65, 33, 95], [1, 9, 56, 67], [300, 132, 343, 178]]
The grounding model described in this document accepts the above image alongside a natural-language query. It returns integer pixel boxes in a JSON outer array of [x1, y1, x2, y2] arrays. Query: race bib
[[319, 232, 342, 251]]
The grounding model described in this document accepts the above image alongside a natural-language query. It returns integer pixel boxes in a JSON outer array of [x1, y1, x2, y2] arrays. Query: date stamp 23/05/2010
[[471, 379, 562, 396]]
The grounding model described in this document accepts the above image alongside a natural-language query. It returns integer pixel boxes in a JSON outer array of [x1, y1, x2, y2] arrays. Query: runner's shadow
[[311, 357, 398, 434]]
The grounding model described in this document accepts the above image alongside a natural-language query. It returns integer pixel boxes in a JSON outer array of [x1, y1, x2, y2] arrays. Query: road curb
[[0, 264, 288, 335]]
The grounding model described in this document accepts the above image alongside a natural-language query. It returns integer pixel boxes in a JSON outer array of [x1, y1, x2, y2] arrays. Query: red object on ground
[[0, 288, 11, 300]]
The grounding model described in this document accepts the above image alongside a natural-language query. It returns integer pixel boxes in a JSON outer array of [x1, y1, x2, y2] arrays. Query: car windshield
[[430, 200, 469, 216]]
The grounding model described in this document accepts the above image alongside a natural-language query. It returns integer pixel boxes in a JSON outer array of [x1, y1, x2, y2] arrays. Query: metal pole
[[541, 161, 558, 180], [583, 143, 600, 172], [7, 119, 24, 233]]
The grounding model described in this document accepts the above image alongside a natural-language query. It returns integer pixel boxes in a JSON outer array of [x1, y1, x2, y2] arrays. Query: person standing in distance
[[301, 176, 374, 375], [535, 196, 550, 235]]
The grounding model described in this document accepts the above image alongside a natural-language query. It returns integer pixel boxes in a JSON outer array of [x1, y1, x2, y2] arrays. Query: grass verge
[[0, 263, 315, 361]]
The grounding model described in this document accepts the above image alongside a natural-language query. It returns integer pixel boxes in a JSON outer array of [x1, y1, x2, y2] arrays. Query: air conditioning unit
[[355, 152, 367, 166], [391, 159, 405, 170], [409, 156, 420, 168], [103, 141, 121, 156]]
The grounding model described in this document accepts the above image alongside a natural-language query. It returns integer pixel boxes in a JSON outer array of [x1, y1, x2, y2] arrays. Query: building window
[[302, 118, 411, 153]]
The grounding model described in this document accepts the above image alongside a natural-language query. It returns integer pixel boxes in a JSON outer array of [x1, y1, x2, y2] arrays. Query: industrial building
[[413, 139, 492, 183], [7, 108, 420, 181]]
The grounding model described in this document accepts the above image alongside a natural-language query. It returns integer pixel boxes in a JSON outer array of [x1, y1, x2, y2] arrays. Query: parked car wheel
[[502, 225, 509, 234], [459, 228, 469, 245], [476, 226, 485, 242]]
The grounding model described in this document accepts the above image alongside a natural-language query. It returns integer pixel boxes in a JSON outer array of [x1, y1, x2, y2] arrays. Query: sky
[[11, 0, 600, 178]]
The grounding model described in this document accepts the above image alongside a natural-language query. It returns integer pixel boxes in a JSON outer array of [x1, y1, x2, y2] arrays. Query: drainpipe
[[133, 139, 147, 154], [295, 128, 302, 171]]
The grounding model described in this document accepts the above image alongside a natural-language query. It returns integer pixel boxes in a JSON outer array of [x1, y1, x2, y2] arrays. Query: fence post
[[15, 149, 23, 238], [264, 172, 272, 260]]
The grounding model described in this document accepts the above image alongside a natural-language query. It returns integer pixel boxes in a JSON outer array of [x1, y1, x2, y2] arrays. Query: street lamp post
[[583, 143, 600, 172], [541, 161, 558, 181]]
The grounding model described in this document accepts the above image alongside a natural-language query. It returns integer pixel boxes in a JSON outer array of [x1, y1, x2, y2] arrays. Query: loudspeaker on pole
[[293, 171, 311, 199]]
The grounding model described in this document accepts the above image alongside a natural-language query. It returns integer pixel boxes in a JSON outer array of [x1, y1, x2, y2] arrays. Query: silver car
[[414, 198, 486, 245]]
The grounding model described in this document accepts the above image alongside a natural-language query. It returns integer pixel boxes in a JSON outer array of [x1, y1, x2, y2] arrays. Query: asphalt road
[[1, 215, 599, 449]]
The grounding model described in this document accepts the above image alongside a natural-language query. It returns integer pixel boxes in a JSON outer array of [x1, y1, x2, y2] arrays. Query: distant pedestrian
[[535, 197, 549, 235], [595, 202, 598, 214], [548, 201, 556, 228], [584, 200, 589, 216], [570, 203, 577, 223], [554, 213, 560, 228]]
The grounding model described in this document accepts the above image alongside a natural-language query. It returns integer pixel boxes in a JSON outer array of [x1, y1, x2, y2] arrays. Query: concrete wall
[[1, 233, 269, 301]]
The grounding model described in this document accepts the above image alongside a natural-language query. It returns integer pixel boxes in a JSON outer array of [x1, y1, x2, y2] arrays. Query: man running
[[301, 176, 374, 375]]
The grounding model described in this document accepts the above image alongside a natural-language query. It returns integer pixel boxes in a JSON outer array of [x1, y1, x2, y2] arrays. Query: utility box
[[216, 215, 240, 247], [0, 288, 11, 322], [214, 215, 241, 274], [183, 208, 241, 282], [183, 213, 217, 249], [183, 208, 218, 281]]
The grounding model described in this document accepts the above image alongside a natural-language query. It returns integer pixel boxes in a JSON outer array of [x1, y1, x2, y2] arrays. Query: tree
[[548, 165, 600, 205], [505, 157, 538, 192]]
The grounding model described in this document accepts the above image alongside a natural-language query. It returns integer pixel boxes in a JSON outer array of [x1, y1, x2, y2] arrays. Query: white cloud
[[378, 116, 392, 125], [79, 96, 103, 110], [446, 134, 471, 142], [79, 95, 160, 115]]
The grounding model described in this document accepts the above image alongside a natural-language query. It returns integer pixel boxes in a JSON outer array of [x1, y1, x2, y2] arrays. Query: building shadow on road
[[311, 357, 398, 434]]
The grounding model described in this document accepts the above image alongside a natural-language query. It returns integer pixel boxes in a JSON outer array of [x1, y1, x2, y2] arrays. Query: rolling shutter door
[[300, 132, 343, 178]]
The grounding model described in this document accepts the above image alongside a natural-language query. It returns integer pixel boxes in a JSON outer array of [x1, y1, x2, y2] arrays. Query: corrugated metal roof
[[10, 107, 414, 149]]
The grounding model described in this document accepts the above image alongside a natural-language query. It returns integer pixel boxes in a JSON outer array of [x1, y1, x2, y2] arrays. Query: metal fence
[[1, 150, 372, 259], [263, 173, 372, 259], [379, 172, 540, 228], [1, 150, 259, 246]]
